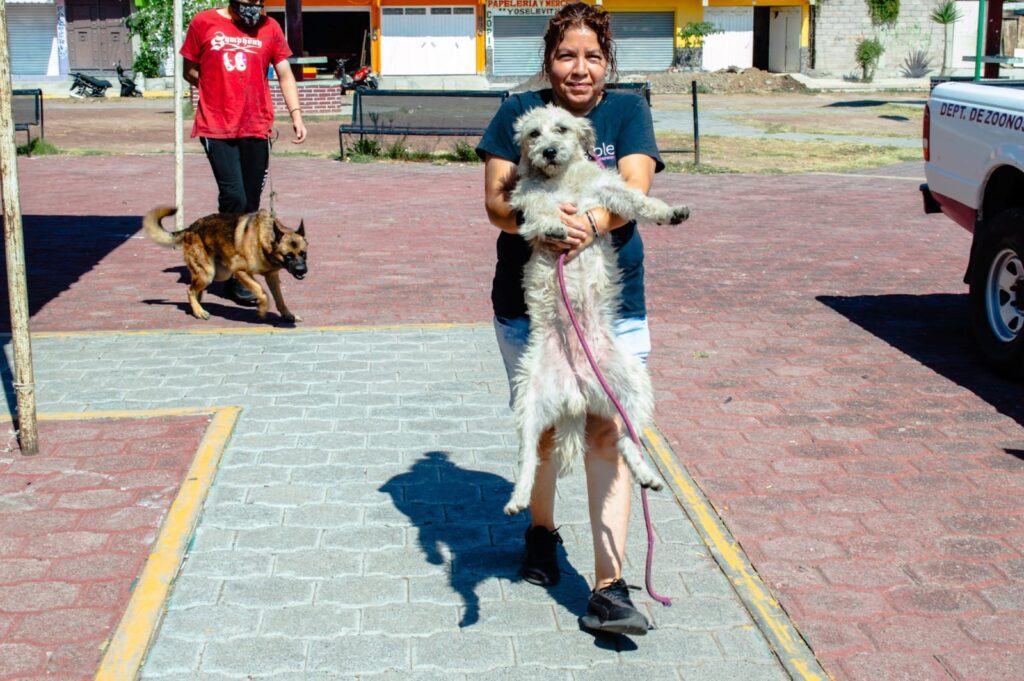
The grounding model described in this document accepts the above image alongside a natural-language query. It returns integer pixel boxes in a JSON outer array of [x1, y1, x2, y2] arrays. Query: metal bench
[[606, 81, 652, 107], [12, 89, 43, 153], [339, 89, 509, 159]]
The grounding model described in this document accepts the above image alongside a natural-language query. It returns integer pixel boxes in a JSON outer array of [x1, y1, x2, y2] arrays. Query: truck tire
[[969, 208, 1024, 374]]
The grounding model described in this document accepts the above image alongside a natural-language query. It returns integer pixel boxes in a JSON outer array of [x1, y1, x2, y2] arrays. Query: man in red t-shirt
[[181, 0, 307, 305]]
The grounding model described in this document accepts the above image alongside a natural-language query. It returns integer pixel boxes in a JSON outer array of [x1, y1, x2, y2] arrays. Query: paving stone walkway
[[15, 328, 789, 680]]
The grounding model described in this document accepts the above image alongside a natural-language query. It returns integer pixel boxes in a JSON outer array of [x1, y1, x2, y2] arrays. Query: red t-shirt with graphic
[[181, 9, 291, 139]]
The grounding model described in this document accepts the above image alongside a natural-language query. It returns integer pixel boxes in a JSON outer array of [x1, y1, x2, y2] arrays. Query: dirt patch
[[514, 66, 807, 95], [625, 67, 809, 95]]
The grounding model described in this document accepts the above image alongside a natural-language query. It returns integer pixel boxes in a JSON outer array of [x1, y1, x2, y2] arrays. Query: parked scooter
[[335, 57, 379, 95], [116, 62, 142, 97], [69, 71, 112, 98]]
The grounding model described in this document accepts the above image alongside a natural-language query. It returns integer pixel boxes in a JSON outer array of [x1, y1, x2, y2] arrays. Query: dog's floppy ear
[[575, 118, 597, 159], [296, 220, 305, 237], [512, 114, 526, 146]]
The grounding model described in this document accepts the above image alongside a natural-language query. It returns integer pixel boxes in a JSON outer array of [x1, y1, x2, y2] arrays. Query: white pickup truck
[[922, 80, 1024, 372]]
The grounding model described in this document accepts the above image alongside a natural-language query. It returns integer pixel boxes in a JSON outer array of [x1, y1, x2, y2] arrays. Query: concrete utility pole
[[174, 0, 184, 230], [0, 1, 39, 454]]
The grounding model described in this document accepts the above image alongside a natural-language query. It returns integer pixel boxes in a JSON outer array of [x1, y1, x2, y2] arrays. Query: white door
[[702, 7, 753, 72], [768, 7, 801, 73], [951, 0, 978, 73], [380, 6, 476, 75]]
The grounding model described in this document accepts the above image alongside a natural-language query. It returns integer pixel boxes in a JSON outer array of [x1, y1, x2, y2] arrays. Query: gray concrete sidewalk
[[19, 327, 791, 680]]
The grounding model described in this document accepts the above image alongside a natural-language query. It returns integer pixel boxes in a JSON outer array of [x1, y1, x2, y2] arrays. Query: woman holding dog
[[181, 0, 307, 305], [477, 2, 665, 636]]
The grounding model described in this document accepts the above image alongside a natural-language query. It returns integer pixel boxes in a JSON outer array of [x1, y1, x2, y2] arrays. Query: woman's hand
[[542, 203, 594, 260]]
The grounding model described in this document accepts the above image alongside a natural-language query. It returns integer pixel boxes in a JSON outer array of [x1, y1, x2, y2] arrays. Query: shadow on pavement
[[0, 215, 139, 330], [819, 293, 1024, 432], [380, 452, 594, 627]]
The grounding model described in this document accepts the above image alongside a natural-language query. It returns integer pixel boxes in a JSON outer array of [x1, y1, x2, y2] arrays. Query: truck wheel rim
[[987, 248, 1024, 343]]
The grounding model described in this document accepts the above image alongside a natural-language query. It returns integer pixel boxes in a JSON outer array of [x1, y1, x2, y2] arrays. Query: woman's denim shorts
[[493, 315, 651, 407]]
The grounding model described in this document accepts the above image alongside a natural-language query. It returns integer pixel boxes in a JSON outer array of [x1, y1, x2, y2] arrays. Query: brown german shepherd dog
[[142, 207, 308, 322]]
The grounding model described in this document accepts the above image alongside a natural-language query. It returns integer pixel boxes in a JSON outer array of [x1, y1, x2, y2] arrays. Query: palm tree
[[931, 0, 963, 75]]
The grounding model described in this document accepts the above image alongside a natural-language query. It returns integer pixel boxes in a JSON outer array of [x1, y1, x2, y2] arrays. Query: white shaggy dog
[[503, 104, 689, 516]]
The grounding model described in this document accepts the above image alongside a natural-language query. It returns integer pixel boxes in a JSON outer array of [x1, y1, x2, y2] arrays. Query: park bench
[[606, 80, 652, 107], [12, 89, 43, 153], [339, 89, 510, 159], [336, 82, 652, 159]]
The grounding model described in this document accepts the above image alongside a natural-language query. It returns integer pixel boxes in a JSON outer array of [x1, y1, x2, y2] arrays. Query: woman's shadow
[[379, 451, 592, 629]]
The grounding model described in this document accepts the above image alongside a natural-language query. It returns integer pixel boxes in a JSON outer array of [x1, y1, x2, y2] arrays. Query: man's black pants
[[200, 136, 269, 213]]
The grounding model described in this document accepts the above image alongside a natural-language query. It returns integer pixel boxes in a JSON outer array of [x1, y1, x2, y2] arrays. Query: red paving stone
[[0, 416, 210, 681], [4, 155, 1024, 679]]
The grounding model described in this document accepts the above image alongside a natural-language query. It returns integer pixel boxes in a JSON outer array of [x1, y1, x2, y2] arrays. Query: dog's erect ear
[[296, 220, 305, 237], [576, 118, 596, 159]]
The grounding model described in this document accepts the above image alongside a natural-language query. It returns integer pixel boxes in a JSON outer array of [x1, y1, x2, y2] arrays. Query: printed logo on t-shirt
[[592, 142, 615, 167], [210, 31, 262, 73]]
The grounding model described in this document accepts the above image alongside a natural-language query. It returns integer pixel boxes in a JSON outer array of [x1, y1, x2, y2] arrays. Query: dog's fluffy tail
[[142, 206, 180, 247]]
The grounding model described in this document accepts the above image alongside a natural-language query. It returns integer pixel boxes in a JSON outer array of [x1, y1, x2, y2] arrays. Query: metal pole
[[691, 80, 700, 168], [974, 0, 986, 81], [174, 0, 184, 231], [0, 1, 38, 455]]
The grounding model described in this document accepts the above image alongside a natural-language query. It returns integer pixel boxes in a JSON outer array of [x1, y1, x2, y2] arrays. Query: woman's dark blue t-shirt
[[476, 89, 664, 321]]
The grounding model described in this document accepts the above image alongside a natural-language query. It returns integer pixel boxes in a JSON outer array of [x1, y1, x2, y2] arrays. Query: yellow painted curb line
[[644, 425, 829, 681], [16, 321, 488, 339], [83, 406, 241, 681]]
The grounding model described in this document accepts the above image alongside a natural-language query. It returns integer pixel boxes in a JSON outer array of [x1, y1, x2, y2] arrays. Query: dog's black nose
[[542, 147, 558, 160]]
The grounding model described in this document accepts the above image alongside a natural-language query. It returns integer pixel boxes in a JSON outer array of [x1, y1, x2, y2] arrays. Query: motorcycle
[[69, 71, 112, 98], [116, 62, 142, 97], [335, 57, 379, 95]]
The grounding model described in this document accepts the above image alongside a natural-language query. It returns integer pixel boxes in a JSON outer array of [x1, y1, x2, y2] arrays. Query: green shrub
[[126, 0, 219, 77], [16, 137, 59, 156], [351, 137, 381, 156], [384, 138, 409, 160], [866, 0, 899, 25], [678, 21, 722, 48], [855, 37, 885, 81], [452, 140, 478, 162]]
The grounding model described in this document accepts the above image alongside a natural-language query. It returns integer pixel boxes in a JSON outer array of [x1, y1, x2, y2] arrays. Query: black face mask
[[230, 0, 263, 28]]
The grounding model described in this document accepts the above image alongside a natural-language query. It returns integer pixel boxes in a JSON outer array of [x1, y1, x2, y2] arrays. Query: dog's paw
[[669, 206, 690, 225], [543, 225, 568, 241], [503, 500, 527, 516], [194, 309, 211, 321], [282, 313, 301, 324], [639, 476, 664, 491]]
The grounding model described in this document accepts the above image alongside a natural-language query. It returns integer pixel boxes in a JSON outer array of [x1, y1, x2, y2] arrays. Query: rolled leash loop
[[556, 253, 672, 607]]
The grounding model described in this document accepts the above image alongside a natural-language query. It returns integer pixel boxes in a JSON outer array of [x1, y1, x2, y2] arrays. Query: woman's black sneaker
[[520, 525, 562, 587], [579, 579, 651, 635], [225, 277, 258, 306]]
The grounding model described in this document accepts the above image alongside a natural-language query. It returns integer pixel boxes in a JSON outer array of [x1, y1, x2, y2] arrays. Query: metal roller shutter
[[8, 4, 55, 76], [610, 12, 674, 72], [491, 15, 548, 77]]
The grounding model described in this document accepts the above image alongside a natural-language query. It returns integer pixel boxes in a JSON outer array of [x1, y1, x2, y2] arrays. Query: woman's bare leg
[[584, 415, 632, 589]]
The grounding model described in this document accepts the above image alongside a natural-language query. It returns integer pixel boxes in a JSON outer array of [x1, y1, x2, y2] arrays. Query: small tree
[[855, 37, 885, 81], [675, 21, 723, 70], [126, 0, 219, 78], [930, 0, 962, 75]]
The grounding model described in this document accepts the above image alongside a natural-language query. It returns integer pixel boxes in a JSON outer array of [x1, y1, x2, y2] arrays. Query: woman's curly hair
[[542, 2, 616, 77]]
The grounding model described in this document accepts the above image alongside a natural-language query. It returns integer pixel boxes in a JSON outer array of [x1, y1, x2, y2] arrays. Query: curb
[[644, 425, 830, 681]]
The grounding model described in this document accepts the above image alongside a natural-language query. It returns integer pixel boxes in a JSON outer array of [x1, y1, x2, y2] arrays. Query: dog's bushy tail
[[142, 206, 180, 247]]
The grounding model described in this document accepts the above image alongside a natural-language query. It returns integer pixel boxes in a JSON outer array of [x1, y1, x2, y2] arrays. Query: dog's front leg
[[512, 197, 567, 242], [265, 271, 300, 323], [234, 271, 270, 318], [602, 185, 690, 226]]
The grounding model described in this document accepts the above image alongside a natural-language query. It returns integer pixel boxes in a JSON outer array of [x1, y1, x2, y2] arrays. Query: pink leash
[[556, 253, 671, 607]]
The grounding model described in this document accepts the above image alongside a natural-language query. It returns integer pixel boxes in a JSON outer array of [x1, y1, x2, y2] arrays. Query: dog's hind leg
[[599, 370, 663, 491], [265, 271, 300, 323], [505, 396, 550, 516], [184, 259, 214, 320]]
